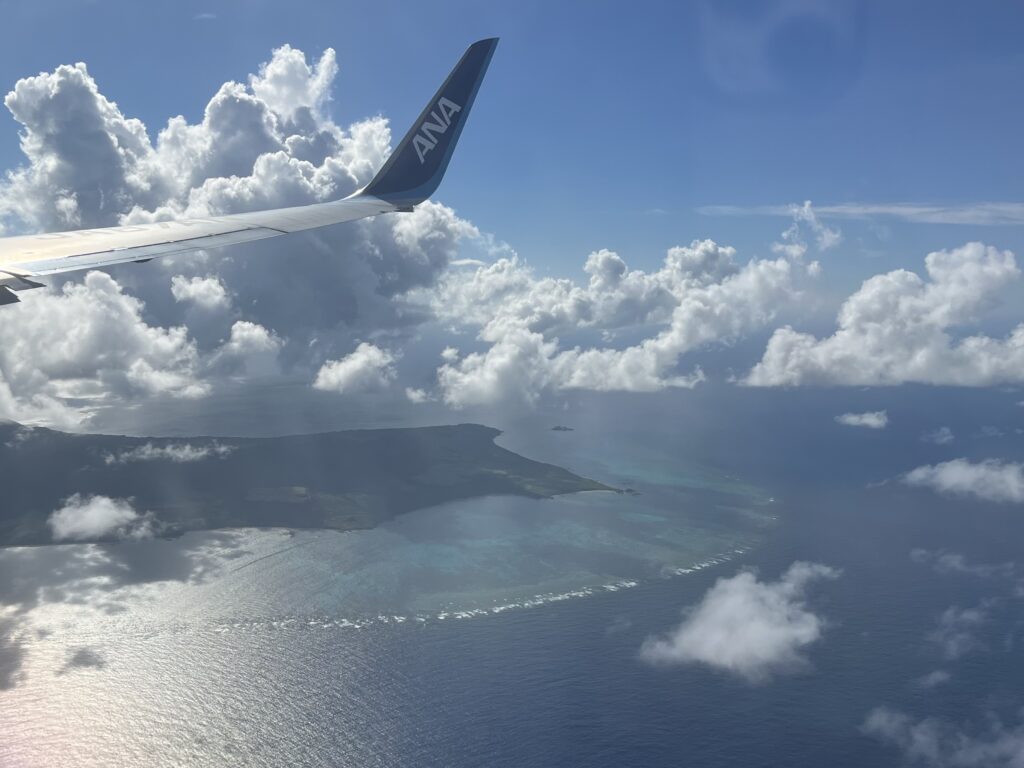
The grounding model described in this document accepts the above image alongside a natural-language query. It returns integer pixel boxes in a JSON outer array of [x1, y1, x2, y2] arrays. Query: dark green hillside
[[0, 422, 612, 545]]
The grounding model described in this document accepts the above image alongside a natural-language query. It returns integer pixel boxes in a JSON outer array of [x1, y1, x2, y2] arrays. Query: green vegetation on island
[[0, 422, 614, 546]]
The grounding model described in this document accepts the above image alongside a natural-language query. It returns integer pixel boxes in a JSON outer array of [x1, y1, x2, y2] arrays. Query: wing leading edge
[[0, 37, 499, 305]]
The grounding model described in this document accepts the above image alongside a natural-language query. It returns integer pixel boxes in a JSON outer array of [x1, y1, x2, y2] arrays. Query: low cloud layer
[[103, 442, 234, 465], [911, 549, 1015, 579], [0, 272, 282, 428], [835, 410, 888, 429], [928, 601, 994, 661], [639, 561, 839, 683], [0, 273, 212, 427], [431, 230, 822, 407], [864, 707, 1024, 767], [903, 459, 1024, 503], [47, 494, 155, 541], [746, 243, 1024, 387]]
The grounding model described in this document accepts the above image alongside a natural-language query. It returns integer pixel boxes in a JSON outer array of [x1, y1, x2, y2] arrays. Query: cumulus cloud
[[103, 441, 234, 465], [864, 707, 1024, 767], [0, 44, 480, 426], [0, 269, 294, 426], [0, 271, 210, 427], [405, 387, 431, 403], [928, 601, 994, 660], [903, 459, 1024, 503], [0, 49, 859, 420], [249, 44, 336, 123], [746, 243, 1024, 386], [215, 320, 282, 366], [313, 342, 397, 394], [170, 275, 229, 310], [431, 234, 818, 407], [17, 46, 1015, 421], [47, 494, 155, 541], [835, 410, 888, 429], [639, 561, 839, 683], [0, 62, 164, 231]]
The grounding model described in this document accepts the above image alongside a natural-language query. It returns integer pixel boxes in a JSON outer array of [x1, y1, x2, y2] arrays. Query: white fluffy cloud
[[48, 494, 154, 541], [0, 62, 164, 230], [0, 45, 479, 426], [746, 243, 1024, 386], [170, 275, 230, 310], [431, 235, 818, 407], [0, 271, 291, 427], [0, 272, 209, 427], [903, 459, 1024, 503], [9, 44, 1019, 422], [216, 320, 282, 359], [405, 387, 431, 403], [835, 410, 888, 429], [864, 707, 1024, 767], [639, 561, 839, 683], [103, 441, 234, 465], [248, 44, 336, 122], [313, 342, 397, 394]]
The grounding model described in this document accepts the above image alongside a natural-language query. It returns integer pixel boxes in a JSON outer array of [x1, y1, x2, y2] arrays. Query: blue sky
[[2, 0, 1022, 283], [1, 1, 1024, 428]]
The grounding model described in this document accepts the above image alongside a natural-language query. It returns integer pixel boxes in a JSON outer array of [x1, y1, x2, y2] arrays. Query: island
[[0, 422, 613, 546]]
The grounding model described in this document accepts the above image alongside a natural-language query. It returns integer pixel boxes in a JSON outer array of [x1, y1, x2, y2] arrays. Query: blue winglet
[[360, 38, 498, 207]]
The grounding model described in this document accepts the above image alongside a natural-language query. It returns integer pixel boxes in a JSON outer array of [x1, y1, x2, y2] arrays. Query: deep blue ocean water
[[3, 385, 1024, 766]]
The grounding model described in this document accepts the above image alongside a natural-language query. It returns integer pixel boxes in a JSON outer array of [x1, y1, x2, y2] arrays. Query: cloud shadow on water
[[0, 531, 253, 689]]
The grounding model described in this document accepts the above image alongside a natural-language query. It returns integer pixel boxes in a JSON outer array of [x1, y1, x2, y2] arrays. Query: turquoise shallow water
[[0, 422, 778, 767], [0, 430, 771, 627]]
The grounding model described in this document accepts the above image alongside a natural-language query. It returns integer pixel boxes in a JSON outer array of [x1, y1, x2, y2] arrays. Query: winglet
[[359, 38, 498, 207]]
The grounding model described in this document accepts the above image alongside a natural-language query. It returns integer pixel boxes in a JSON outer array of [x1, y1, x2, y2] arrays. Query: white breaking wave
[[660, 547, 752, 577], [205, 546, 752, 634]]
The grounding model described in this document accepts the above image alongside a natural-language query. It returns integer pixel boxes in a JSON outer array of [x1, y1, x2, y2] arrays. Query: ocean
[[3, 385, 1023, 766]]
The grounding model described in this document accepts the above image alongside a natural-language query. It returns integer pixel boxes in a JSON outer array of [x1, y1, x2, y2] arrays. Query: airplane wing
[[0, 37, 499, 305]]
